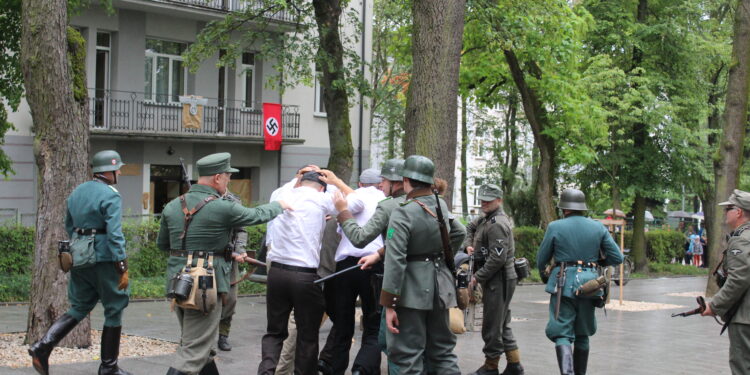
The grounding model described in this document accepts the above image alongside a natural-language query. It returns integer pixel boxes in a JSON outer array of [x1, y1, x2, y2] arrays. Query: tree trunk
[[460, 96, 469, 218], [501, 93, 518, 197], [313, 0, 354, 182], [21, 0, 91, 346], [403, 0, 466, 209], [707, 0, 750, 297], [503, 49, 556, 228], [632, 194, 648, 272]]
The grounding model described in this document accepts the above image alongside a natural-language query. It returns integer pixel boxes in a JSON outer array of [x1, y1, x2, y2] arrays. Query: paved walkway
[[1, 277, 731, 374]]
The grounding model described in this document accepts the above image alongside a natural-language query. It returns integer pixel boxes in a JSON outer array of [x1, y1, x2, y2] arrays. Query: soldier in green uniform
[[702, 189, 750, 374], [29, 150, 131, 375], [465, 184, 524, 375], [536, 188, 622, 375], [158, 153, 289, 375], [334, 158, 404, 375], [380, 155, 466, 374], [217, 191, 250, 352]]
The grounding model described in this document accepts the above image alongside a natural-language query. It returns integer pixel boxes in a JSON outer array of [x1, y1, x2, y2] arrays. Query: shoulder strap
[[179, 194, 218, 250]]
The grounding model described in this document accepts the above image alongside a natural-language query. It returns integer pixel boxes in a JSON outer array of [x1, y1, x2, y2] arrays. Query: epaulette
[[378, 196, 393, 203], [733, 225, 750, 237], [108, 185, 119, 194], [400, 200, 414, 207]]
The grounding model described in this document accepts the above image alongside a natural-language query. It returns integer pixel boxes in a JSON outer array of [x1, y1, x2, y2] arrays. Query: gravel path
[[0, 330, 177, 369]]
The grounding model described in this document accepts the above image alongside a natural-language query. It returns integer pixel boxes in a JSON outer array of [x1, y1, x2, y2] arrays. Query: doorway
[[150, 165, 190, 214]]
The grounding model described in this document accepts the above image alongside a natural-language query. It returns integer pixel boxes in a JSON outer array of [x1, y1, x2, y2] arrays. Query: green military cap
[[196, 152, 239, 176], [477, 184, 502, 201], [719, 189, 750, 211]]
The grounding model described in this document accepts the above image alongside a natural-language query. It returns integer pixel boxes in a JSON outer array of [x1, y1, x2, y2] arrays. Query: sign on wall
[[179, 95, 208, 129]]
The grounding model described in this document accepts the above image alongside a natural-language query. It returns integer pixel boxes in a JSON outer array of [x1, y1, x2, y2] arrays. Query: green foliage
[[621, 230, 686, 263], [238, 281, 267, 295], [0, 0, 22, 177], [128, 276, 166, 299], [123, 220, 167, 278], [0, 274, 31, 302], [505, 188, 541, 228], [648, 262, 709, 276], [512, 226, 545, 261], [0, 226, 34, 275], [66, 27, 87, 105]]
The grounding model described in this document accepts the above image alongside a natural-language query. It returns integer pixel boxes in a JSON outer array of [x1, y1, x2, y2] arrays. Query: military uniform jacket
[[380, 189, 466, 310], [711, 221, 750, 325], [463, 207, 517, 284], [536, 215, 623, 294], [157, 184, 282, 294], [65, 179, 127, 262], [339, 190, 406, 249]]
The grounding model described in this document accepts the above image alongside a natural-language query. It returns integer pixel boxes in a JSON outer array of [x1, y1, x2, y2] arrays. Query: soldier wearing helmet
[[535, 188, 623, 375], [379, 155, 466, 374], [30, 150, 132, 375]]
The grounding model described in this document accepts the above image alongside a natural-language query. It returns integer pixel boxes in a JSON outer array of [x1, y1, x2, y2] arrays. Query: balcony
[[120, 0, 298, 23], [89, 89, 301, 142]]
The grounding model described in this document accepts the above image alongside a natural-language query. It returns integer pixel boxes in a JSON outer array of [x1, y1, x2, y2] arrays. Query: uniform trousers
[[729, 322, 750, 375], [545, 295, 596, 349], [481, 277, 518, 358], [258, 264, 325, 375], [319, 256, 381, 375], [386, 305, 459, 375], [173, 302, 221, 374], [67, 261, 129, 326], [219, 260, 239, 336]]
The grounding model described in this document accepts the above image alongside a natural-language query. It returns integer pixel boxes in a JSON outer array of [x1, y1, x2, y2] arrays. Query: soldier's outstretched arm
[[710, 236, 750, 316], [380, 208, 411, 307], [227, 201, 284, 227], [339, 203, 389, 248]]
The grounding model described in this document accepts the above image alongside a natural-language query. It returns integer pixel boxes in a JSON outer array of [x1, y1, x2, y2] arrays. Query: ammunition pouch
[[514, 257, 530, 280], [171, 253, 217, 315], [58, 240, 72, 273], [455, 265, 471, 310]]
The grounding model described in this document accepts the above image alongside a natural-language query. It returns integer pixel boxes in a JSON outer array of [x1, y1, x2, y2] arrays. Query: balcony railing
[[154, 0, 298, 23], [89, 89, 300, 140]]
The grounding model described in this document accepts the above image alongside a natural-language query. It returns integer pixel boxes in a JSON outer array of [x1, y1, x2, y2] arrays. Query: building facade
[[2, 0, 373, 224]]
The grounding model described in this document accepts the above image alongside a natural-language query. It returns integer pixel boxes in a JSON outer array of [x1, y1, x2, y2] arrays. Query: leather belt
[[556, 261, 598, 268], [170, 250, 216, 257], [74, 228, 106, 235], [406, 253, 442, 262], [270, 262, 317, 274]]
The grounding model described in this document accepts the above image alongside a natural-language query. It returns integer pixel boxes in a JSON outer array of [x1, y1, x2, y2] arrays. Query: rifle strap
[[414, 200, 437, 218], [414, 198, 454, 272], [179, 195, 218, 250]]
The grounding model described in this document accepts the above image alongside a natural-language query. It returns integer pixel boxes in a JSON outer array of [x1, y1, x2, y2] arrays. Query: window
[[94, 32, 111, 127], [314, 66, 326, 115], [145, 39, 187, 104], [242, 52, 255, 108]]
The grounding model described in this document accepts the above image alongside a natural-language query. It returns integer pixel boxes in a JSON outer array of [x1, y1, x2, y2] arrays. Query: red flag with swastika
[[263, 103, 282, 151]]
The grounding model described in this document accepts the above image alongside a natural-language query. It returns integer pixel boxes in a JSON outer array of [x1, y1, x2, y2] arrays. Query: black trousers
[[319, 256, 381, 375], [258, 264, 325, 375]]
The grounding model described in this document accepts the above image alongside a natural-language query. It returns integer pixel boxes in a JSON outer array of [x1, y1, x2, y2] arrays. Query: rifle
[[179, 157, 191, 189], [555, 262, 567, 320], [671, 296, 707, 317], [434, 191, 456, 274]]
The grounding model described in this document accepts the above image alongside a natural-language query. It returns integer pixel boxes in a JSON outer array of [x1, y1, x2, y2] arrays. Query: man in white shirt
[[258, 170, 351, 375], [318, 169, 385, 375]]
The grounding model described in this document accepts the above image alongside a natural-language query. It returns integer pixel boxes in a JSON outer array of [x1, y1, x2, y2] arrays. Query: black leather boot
[[199, 360, 220, 375], [28, 313, 79, 375], [469, 357, 500, 375], [555, 345, 574, 375], [573, 347, 589, 375], [98, 326, 132, 375], [166, 368, 189, 375], [500, 362, 525, 375], [217, 334, 231, 351]]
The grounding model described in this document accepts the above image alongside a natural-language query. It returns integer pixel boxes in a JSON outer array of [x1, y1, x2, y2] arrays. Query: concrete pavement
[[0, 276, 731, 374]]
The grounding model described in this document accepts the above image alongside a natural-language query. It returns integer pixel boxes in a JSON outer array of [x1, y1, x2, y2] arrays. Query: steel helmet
[[558, 188, 588, 211], [401, 155, 434, 184], [380, 158, 405, 181], [91, 150, 125, 173]]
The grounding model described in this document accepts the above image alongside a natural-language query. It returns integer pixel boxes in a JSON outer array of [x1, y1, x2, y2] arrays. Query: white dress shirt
[[266, 184, 338, 268], [335, 186, 385, 261]]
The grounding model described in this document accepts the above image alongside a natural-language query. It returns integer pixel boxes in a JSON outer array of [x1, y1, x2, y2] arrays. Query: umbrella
[[603, 208, 625, 217], [668, 210, 693, 219], [691, 212, 704, 221], [645, 210, 654, 222]]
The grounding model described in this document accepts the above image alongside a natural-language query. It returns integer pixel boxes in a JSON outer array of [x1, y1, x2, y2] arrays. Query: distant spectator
[[690, 232, 704, 267]]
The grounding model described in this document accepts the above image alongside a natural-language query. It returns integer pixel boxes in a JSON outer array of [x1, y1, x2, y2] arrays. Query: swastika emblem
[[265, 117, 279, 136]]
